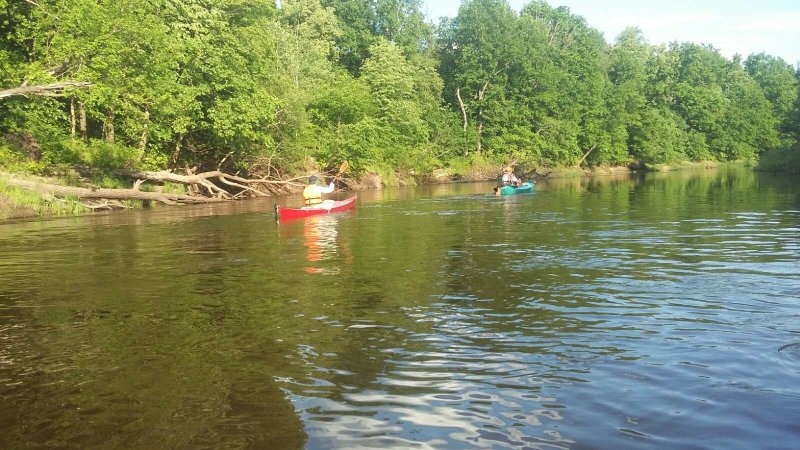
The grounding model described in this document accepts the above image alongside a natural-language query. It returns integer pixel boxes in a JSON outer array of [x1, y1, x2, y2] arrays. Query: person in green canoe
[[495, 166, 522, 196], [501, 166, 521, 186]]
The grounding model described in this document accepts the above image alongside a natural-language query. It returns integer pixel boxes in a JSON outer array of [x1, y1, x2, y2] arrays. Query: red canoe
[[275, 196, 357, 221]]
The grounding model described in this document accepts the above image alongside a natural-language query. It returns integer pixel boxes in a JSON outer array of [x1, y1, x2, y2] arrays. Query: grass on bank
[[1, 141, 191, 218], [0, 179, 88, 219], [0, 172, 190, 220]]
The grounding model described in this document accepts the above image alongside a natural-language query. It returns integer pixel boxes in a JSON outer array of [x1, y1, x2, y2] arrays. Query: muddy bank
[[0, 196, 38, 221]]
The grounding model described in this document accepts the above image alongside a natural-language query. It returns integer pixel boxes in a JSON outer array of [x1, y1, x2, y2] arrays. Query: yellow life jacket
[[303, 185, 322, 206]]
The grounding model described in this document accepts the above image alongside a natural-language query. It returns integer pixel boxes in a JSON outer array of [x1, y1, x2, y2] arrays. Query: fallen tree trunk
[[118, 169, 305, 186], [1, 166, 323, 212], [2, 177, 224, 205], [116, 169, 307, 199]]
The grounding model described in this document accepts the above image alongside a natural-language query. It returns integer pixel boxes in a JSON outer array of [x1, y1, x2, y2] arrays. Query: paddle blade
[[337, 160, 349, 175]]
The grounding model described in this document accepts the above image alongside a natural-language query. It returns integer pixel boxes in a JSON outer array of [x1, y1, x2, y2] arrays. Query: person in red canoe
[[303, 175, 336, 209]]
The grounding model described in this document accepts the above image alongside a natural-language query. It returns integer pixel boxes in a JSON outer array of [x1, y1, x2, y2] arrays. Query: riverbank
[[0, 160, 739, 221], [0, 177, 84, 220], [0, 195, 37, 220]]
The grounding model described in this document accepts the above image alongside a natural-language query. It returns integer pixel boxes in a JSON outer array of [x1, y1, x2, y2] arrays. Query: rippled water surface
[[1, 167, 799, 449]]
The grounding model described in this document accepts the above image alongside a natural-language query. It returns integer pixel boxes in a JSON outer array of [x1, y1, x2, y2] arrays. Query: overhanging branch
[[0, 81, 92, 100]]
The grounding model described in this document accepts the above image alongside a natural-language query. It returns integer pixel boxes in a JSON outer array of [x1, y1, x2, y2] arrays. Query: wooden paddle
[[332, 160, 349, 183]]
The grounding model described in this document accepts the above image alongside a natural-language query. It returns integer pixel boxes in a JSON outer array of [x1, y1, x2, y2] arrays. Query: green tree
[[442, 0, 518, 156], [671, 43, 726, 141], [629, 106, 682, 164], [604, 27, 650, 165], [358, 39, 426, 165], [744, 53, 798, 143], [519, 1, 611, 165], [710, 61, 780, 160], [322, 0, 433, 75]]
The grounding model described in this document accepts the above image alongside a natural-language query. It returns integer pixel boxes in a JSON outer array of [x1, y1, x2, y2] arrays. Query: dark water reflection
[[1, 167, 799, 449]]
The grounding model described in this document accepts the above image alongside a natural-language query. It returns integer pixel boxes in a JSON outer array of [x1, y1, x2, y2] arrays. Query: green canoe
[[495, 182, 534, 196]]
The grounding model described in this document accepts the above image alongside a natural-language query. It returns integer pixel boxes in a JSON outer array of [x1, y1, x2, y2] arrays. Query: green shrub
[[445, 153, 507, 181], [58, 139, 144, 169], [757, 147, 800, 173], [0, 142, 50, 174], [0, 143, 22, 167]]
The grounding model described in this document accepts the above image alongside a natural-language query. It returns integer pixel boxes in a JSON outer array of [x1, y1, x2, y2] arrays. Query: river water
[[1, 167, 799, 449]]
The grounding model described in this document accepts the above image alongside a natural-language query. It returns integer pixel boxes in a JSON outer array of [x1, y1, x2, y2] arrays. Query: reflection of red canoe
[[276, 196, 357, 221]]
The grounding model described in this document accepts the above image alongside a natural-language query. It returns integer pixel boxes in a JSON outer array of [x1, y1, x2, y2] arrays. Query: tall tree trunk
[[476, 81, 489, 155], [576, 145, 597, 168], [456, 87, 469, 157], [476, 121, 483, 154], [139, 108, 149, 150], [171, 134, 183, 170], [79, 101, 88, 142], [104, 107, 115, 143], [70, 98, 76, 137]]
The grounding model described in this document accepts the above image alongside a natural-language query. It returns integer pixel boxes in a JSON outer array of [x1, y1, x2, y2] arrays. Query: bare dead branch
[[576, 145, 597, 168], [0, 81, 92, 100], [456, 87, 468, 133], [217, 175, 267, 197], [217, 151, 233, 171]]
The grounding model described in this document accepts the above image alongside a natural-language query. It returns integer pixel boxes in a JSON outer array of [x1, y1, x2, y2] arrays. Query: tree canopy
[[1, 0, 798, 179]]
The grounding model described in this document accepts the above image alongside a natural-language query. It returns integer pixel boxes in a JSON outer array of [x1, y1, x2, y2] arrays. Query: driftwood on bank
[[2, 177, 225, 206], [1, 167, 316, 210], [114, 169, 306, 200]]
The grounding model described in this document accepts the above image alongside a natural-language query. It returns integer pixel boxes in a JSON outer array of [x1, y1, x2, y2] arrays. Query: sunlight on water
[[1, 167, 799, 449]]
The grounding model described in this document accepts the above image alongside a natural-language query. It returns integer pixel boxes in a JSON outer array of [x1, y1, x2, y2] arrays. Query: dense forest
[[1, 0, 799, 189]]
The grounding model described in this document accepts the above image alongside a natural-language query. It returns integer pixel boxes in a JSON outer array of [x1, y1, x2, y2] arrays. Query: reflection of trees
[[289, 204, 453, 381], [425, 170, 787, 365], [3, 167, 797, 447], [0, 203, 456, 447], [0, 218, 308, 448]]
